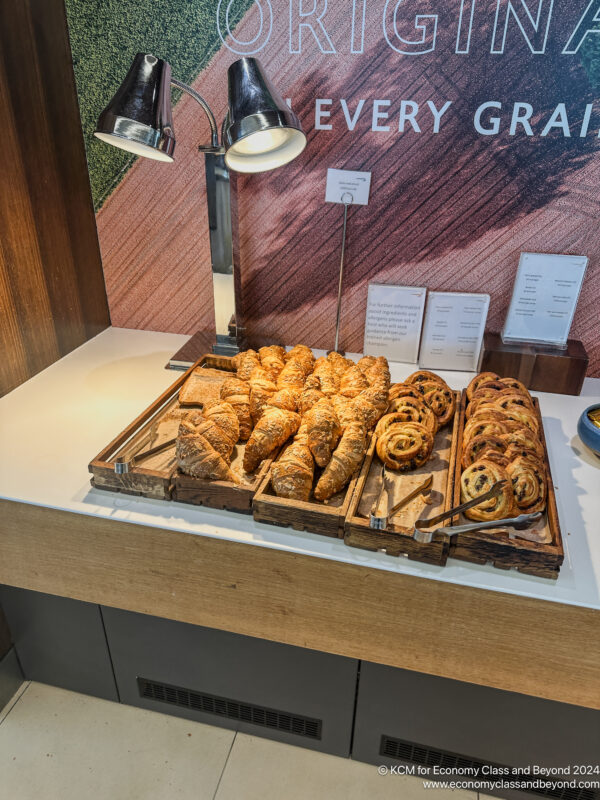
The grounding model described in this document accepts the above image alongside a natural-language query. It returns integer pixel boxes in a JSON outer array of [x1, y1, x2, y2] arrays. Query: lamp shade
[[94, 53, 175, 162], [223, 58, 306, 173]]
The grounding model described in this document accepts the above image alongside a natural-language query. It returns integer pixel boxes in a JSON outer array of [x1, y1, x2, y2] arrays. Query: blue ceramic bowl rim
[[578, 403, 600, 437]]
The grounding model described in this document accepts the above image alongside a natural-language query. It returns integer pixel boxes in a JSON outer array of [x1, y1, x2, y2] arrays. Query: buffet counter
[[1, 328, 599, 709]]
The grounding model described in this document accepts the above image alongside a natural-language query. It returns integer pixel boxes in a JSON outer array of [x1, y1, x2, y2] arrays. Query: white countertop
[[1, 328, 599, 610]]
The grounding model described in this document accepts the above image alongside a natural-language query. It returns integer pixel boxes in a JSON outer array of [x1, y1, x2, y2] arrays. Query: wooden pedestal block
[[480, 332, 588, 396]]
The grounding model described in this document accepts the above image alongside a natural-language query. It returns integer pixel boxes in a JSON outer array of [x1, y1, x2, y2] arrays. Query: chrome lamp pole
[[94, 53, 306, 359]]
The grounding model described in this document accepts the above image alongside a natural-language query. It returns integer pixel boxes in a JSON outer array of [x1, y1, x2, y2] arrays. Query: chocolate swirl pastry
[[507, 456, 547, 513], [466, 371, 500, 400], [384, 397, 438, 435], [416, 380, 456, 427], [461, 434, 507, 469], [460, 460, 514, 521], [376, 421, 434, 471]]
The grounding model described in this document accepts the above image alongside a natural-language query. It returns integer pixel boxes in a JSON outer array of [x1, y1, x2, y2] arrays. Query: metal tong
[[413, 480, 542, 543], [370, 475, 542, 544], [113, 436, 177, 474], [369, 468, 433, 530]]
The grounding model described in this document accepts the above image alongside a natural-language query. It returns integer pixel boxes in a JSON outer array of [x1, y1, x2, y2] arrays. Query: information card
[[419, 292, 490, 372], [502, 253, 588, 347], [363, 284, 426, 363]]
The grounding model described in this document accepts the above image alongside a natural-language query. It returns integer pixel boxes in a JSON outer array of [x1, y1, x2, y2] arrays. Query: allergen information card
[[419, 291, 490, 372], [363, 284, 426, 363], [502, 253, 588, 347]]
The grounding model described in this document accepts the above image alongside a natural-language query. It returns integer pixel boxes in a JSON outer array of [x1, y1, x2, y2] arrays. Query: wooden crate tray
[[449, 391, 564, 580], [252, 437, 370, 538], [173, 444, 274, 514], [343, 395, 460, 565], [89, 355, 235, 501]]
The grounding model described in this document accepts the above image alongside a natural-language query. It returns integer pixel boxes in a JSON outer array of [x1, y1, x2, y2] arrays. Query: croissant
[[305, 397, 342, 467], [271, 424, 314, 501], [356, 356, 376, 374], [353, 386, 389, 428], [267, 388, 298, 413], [327, 351, 354, 378], [285, 344, 315, 374], [202, 401, 239, 453], [176, 421, 238, 482], [364, 357, 390, 390], [220, 377, 252, 441], [277, 359, 306, 392], [313, 358, 340, 395], [340, 364, 369, 398], [259, 345, 286, 379], [235, 349, 260, 381], [300, 376, 325, 415], [248, 366, 277, 424], [314, 421, 366, 500], [243, 407, 301, 473]]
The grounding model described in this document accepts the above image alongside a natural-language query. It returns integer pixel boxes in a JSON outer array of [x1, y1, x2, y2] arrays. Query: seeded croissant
[[243, 407, 301, 473], [305, 397, 342, 468], [176, 421, 238, 483], [220, 377, 252, 440], [314, 421, 366, 500], [271, 424, 314, 501]]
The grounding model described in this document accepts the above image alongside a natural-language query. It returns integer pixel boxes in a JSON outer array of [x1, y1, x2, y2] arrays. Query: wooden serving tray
[[449, 392, 564, 580], [89, 355, 235, 501], [343, 395, 460, 565], [252, 436, 371, 538], [173, 445, 274, 514]]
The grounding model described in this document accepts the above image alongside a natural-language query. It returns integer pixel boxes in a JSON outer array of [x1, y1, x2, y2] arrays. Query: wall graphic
[[67, 0, 600, 376]]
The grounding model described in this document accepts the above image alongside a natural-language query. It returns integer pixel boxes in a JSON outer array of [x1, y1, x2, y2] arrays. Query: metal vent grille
[[380, 736, 598, 800], [137, 678, 322, 740]]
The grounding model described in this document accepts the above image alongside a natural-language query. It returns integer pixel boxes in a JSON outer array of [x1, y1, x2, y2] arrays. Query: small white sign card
[[419, 291, 490, 372], [363, 284, 426, 363], [325, 168, 372, 205], [502, 253, 588, 347]]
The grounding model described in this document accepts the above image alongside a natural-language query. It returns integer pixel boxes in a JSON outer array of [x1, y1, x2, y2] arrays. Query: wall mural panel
[[66, 0, 600, 375]]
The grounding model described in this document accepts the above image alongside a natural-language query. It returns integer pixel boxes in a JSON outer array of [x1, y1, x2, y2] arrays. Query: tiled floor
[[0, 681, 483, 800]]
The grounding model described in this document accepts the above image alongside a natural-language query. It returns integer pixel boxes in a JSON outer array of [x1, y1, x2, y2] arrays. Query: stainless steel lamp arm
[[170, 78, 220, 149]]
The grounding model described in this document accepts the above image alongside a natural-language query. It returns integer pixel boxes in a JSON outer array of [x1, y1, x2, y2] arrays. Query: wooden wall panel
[[0, 0, 110, 397]]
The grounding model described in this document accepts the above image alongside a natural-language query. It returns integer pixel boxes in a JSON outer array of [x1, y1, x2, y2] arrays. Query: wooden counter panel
[[1, 499, 598, 710]]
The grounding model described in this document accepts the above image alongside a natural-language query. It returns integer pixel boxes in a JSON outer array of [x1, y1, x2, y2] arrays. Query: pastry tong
[[370, 476, 542, 543], [369, 468, 433, 530], [113, 436, 177, 474]]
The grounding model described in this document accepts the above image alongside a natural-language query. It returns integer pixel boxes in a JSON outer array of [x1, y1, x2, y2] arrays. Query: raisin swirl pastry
[[388, 383, 421, 402], [466, 371, 500, 400], [499, 377, 531, 399], [462, 412, 510, 446], [460, 460, 514, 521], [495, 391, 535, 412], [416, 379, 456, 427], [500, 430, 544, 460], [461, 434, 507, 469], [405, 370, 447, 386], [376, 421, 434, 471], [385, 398, 437, 435], [506, 456, 547, 513]]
